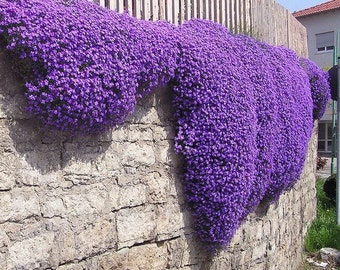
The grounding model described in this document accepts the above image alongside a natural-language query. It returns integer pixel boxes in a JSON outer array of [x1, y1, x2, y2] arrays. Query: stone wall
[[0, 47, 317, 270]]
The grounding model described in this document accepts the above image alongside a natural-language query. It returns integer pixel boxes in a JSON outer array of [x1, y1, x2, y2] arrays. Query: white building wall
[[297, 9, 340, 68], [296, 9, 340, 153]]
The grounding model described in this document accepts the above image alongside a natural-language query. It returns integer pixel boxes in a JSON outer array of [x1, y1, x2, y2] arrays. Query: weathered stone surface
[[118, 184, 147, 208], [120, 142, 155, 167], [7, 232, 55, 270], [0, 187, 40, 223], [156, 200, 183, 241], [117, 205, 156, 248]]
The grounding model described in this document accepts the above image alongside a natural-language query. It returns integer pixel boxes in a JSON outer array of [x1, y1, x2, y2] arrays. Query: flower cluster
[[173, 21, 315, 246], [0, 0, 330, 246], [0, 0, 179, 133], [299, 58, 330, 119]]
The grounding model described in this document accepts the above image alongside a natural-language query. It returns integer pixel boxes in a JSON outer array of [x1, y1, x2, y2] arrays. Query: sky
[[275, 0, 329, 12]]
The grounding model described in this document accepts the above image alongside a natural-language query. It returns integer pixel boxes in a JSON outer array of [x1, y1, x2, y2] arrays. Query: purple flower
[[0, 0, 329, 247]]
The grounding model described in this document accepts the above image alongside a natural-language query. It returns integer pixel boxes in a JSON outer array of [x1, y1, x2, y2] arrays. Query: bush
[[0, 0, 331, 247], [305, 179, 340, 252]]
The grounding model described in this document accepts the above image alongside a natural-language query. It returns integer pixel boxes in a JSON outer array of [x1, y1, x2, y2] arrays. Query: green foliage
[[304, 179, 340, 252]]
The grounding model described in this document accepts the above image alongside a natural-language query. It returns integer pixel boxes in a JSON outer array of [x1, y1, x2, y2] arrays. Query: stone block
[[156, 201, 183, 241], [52, 221, 77, 264], [146, 171, 169, 204], [0, 187, 40, 223], [61, 184, 109, 217], [117, 205, 156, 248], [40, 196, 66, 218], [7, 232, 55, 270], [120, 142, 155, 167], [0, 153, 18, 191], [75, 218, 116, 260], [118, 184, 147, 208]]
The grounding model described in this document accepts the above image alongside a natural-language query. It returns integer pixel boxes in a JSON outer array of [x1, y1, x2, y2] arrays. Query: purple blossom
[[0, 0, 330, 247], [299, 58, 330, 119]]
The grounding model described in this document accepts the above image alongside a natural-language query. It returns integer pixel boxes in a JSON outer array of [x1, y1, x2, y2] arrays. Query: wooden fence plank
[[86, 0, 307, 57]]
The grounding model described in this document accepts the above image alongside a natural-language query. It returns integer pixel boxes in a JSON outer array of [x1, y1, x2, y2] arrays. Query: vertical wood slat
[[135, 0, 142, 19], [117, 0, 124, 12], [125, 0, 133, 14], [184, 0, 191, 21], [86, 0, 307, 57], [173, 0, 180, 24], [98, 0, 106, 7], [198, 0, 204, 19], [245, 0, 251, 34], [214, 0, 220, 24], [151, 0, 160, 21], [220, 0, 225, 26], [204, 0, 209, 19], [142, 0, 151, 20], [234, 0, 239, 33], [158, 0, 166, 20], [165, 0, 172, 22], [191, 0, 198, 18], [178, 0, 185, 24]]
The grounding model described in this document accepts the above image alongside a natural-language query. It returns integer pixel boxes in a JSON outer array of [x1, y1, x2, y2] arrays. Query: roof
[[293, 0, 340, 18]]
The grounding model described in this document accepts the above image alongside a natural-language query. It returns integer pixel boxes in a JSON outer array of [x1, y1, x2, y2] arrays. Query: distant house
[[294, 0, 340, 155]]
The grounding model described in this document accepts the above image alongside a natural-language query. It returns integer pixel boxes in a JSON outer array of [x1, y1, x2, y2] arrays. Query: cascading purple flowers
[[299, 58, 331, 120], [0, 0, 330, 246], [0, 0, 179, 133]]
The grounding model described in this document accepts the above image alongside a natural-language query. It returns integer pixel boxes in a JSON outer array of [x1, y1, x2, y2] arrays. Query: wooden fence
[[89, 0, 308, 57]]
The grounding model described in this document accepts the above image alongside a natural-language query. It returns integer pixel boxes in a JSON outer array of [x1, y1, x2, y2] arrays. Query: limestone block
[[7, 232, 55, 270], [52, 221, 77, 264], [41, 196, 66, 218], [127, 243, 168, 270], [0, 152, 18, 190], [120, 142, 155, 167], [146, 171, 169, 204], [117, 173, 141, 186], [155, 140, 173, 165], [0, 187, 40, 223], [75, 218, 116, 260], [156, 201, 183, 241], [0, 120, 15, 152], [125, 125, 153, 142], [117, 205, 156, 248], [152, 125, 175, 141], [0, 252, 7, 270], [118, 184, 147, 208], [107, 184, 120, 211], [0, 230, 10, 250], [61, 184, 109, 217], [16, 170, 63, 188], [129, 106, 160, 125]]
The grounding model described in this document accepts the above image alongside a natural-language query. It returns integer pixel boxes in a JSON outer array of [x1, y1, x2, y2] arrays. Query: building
[[294, 0, 340, 155]]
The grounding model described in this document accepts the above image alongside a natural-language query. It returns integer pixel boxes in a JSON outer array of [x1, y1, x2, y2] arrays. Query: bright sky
[[275, 0, 329, 12]]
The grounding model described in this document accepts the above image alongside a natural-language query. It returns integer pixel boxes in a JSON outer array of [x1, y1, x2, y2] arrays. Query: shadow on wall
[[0, 50, 112, 175]]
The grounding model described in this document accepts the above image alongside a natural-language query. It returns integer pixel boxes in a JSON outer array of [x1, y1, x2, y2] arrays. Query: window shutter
[[316, 32, 334, 48]]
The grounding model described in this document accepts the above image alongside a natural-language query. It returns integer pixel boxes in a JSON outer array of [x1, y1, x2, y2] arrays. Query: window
[[318, 122, 334, 152], [316, 32, 334, 52]]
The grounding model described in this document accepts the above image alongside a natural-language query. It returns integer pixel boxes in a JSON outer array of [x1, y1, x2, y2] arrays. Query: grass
[[304, 178, 340, 252]]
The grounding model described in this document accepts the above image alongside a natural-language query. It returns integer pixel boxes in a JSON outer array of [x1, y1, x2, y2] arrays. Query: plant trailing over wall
[[299, 58, 331, 120], [0, 0, 330, 247]]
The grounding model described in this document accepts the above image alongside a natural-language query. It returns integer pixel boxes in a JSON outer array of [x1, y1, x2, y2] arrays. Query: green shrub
[[305, 179, 340, 252]]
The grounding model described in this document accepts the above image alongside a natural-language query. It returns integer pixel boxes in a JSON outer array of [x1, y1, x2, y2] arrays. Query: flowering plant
[[0, 0, 330, 246], [299, 58, 330, 119]]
